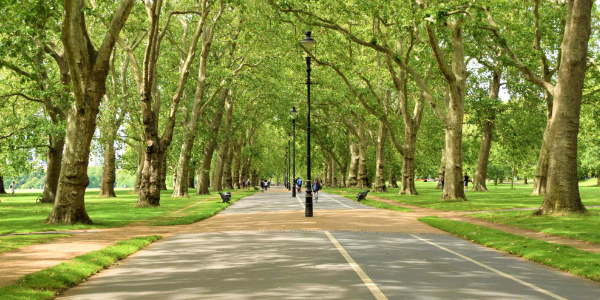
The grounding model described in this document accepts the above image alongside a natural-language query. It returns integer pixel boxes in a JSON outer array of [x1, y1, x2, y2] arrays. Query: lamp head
[[290, 106, 298, 119], [301, 31, 315, 50]]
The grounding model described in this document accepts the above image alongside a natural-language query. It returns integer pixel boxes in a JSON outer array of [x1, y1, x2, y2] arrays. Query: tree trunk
[[596, 171, 600, 187], [99, 137, 117, 197], [348, 141, 359, 187], [472, 120, 493, 192], [532, 122, 551, 195], [399, 128, 418, 195], [212, 99, 233, 192], [400, 147, 418, 195], [0, 176, 6, 194], [374, 121, 387, 192], [331, 156, 338, 188], [159, 153, 167, 190], [46, 0, 134, 224], [389, 167, 398, 188], [232, 141, 242, 188], [536, 0, 592, 215], [436, 149, 446, 189], [197, 141, 218, 195], [339, 161, 348, 188], [357, 123, 368, 189], [197, 90, 228, 195], [188, 167, 195, 189], [41, 137, 65, 203], [133, 142, 143, 193], [223, 143, 234, 189], [322, 163, 329, 187], [172, 135, 194, 198], [472, 69, 500, 192], [524, 175, 528, 185]]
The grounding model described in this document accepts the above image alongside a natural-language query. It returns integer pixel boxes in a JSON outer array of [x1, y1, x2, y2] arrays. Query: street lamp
[[301, 31, 315, 217], [288, 135, 291, 191], [284, 149, 288, 188], [291, 107, 297, 197]]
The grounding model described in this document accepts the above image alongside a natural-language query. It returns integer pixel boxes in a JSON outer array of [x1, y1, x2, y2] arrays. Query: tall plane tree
[[46, 0, 135, 224]]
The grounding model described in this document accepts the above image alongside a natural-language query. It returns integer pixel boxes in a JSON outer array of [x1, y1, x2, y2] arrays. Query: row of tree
[[0, 0, 599, 224]]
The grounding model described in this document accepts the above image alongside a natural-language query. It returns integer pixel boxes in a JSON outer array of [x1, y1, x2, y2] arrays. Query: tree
[[46, 0, 134, 224]]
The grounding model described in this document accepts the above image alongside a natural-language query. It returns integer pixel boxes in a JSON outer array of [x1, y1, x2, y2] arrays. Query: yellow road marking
[[324, 231, 388, 300], [410, 234, 568, 300]]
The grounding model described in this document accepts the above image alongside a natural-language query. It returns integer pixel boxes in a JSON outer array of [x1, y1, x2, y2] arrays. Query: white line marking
[[321, 193, 354, 209], [410, 234, 568, 300], [325, 231, 388, 300], [295, 194, 305, 208]]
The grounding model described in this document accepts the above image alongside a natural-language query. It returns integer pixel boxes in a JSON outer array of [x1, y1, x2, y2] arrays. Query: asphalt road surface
[[59, 190, 600, 300]]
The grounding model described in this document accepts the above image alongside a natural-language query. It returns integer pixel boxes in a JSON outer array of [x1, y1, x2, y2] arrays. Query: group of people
[[293, 177, 322, 200], [259, 179, 271, 193], [439, 173, 470, 192]]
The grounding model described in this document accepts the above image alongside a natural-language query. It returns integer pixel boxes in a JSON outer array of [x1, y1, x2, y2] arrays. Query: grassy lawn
[[419, 217, 600, 282], [0, 188, 254, 253], [0, 234, 71, 254], [327, 181, 600, 211], [324, 189, 412, 212], [0, 235, 161, 300], [470, 208, 600, 245], [0, 189, 255, 234]]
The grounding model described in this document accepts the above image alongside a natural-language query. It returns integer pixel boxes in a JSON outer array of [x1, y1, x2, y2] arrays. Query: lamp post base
[[305, 182, 313, 217], [292, 185, 296, 197]]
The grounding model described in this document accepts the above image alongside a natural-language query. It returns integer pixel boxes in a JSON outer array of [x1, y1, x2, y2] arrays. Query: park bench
[[253, 186, 259, 191], [218, 192, 231, 204], [356, 190, 370, 202], [36, 195, 43, 203]]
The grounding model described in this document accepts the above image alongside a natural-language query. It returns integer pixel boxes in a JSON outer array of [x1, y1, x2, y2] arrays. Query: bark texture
[[42, 138, 65, 203], [356, 123, 369, 189], [212, 98, 233, 192], [472, 69, 500, 192], [47, 0, 134, 224], [99, 138, 117, 197], [536, 0, 592, 215], [389, 168, 398, 188], [347, 141, 359, 187], [0, 177, 6, 194], [374, 121, 387, 192], [197, 89, 228, 195], [436, 149, 446, 189]]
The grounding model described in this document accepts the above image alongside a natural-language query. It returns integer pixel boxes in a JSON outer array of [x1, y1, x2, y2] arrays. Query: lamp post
[[301, 31, 315, 217], [284, 150, 288, 188], [287, 139, 291, 191], [291, 107, 297, 197]]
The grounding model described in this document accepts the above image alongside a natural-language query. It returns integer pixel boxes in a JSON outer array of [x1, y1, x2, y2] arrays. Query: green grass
[[327, 181, 600, 211], [148, 190, 255, 226], [470, 208, 600, 245], [0, 189, 255, 234], [324, 189, 412, 212], [0, 189, 254, 253], [0, 234, 71, 254], [580, 178, 600, 187], [0, 235, 161, 300], [419, 216, 600, 282]]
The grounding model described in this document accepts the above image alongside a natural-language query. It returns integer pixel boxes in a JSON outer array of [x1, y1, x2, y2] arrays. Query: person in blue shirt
[[297, 177, 302, 193]]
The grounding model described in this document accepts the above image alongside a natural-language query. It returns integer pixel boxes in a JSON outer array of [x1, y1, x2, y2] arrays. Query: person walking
[[313, 177, 322, 202], [260, 180, 265, 193], [297, 177, 302, 193], [441, 176, 445, 191], [10, 181, 15, 196], [464, 173, 469, 192], [246, 179, 251, 189]]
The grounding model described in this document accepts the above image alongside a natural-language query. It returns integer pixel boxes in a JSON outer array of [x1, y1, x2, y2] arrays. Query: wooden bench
[[253, 186, 259, 191], [356, 190, 370, 201], [218, 192, 231, 203]]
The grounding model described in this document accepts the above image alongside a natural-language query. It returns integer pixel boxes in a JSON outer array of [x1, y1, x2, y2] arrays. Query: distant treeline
[[4, 167, 137, 190]]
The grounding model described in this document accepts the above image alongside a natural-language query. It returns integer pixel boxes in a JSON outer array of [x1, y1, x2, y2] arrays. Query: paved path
[[58, 190, 600, 300]]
